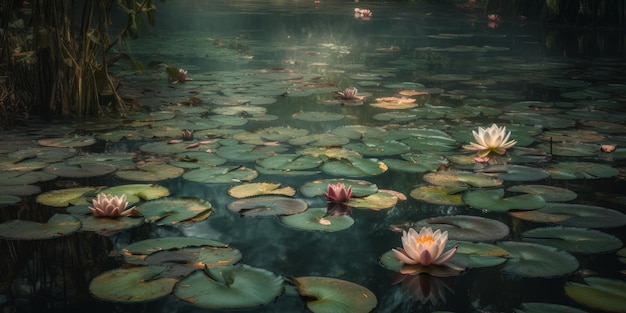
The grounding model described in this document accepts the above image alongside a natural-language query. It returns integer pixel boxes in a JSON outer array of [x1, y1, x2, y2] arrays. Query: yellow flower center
[[415, 234, 434, 245]]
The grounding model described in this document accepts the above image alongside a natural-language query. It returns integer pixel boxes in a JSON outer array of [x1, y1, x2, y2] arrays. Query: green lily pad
[[0, 170, 57, 185], [546, 161, 619, 179], [183, 166, 259, 184], [522, 226, 623, 254], [217, 144, 287, 162], [77, 214, 145, 235], [565, 277, 626, 312], [412, 215, 510, 242], [0, 158, 48, 171], [65, 152, 136, 169], [514, 302, 589, 313], [36, 187, 98, 207], [292, 111, 345, 121], [37, 136, 96, 148], [0, 213, 81, 240], [497, 241, 579, 278], [43, 163, 117, 178], [98, 184, 170, 203], [0, 194, 21, 205], [511, 203, 626, 228], [507, 185, 577, 202], [479, 165, 550, 182], [321, 157, 388, 177], [280, 207, 354, 232], [423, 170, 503, 188], [294, 276, 377, 313], [561, 89, 610, 100], [331, 125, 388, 140], [409, 185, 466, 205], [539, 129, 605, 142], [452, 241, 509, 268], [256, 154, 324, 171], [115, 163, 185, 181], [121, 237, 231, 264], [287, 133, 350, 147], [139, 141, 219, 154], [144, 245, 242, 269], [347, 191, 398, 210], [536, 142, 597, 157], [173, 265, 284, 309], [137, 197, 213, 225], [226, 196, 308, 217], [89, 266, 177, 303], [228, 182, 296, 198], [463, 188, 546, 212], [0, 184, 41, 197], [379, 249, 467, 276], [344, 139, 411, 157], [170, 151, 227, 169], [299, 178, 378, 198]]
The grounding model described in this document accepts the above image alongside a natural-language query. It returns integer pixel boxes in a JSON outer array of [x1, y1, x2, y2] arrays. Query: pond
[[1, 1, 626, 312]]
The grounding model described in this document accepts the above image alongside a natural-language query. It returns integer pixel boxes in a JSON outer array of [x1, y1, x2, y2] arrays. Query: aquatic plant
[[89, 193, 137, 218], [325, 182, 353, 203], [337, 87, 360, 100], [463, 123, 517, 158], [392, 227, 457, 266]]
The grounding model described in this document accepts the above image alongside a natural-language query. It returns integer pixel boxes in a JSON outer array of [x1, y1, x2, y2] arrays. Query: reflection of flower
[[392, 273, 456, 305], [324, 202, 353, 217], [325, 182, 353, 203], [89, 193, 137, 218], [392, 227, 457, 266], [463, 123, 517, 158]]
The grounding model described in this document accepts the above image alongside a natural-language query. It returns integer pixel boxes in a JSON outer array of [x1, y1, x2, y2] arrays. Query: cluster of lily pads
[[2, 11, 626, 311]]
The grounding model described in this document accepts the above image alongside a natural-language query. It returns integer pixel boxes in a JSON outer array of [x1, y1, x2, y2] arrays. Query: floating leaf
[[347, 191, 398, 210], [0, 214, 81, 240], [423, 170, 502, 188], [280, 207, 354, 232], [98, 184, 170, 203], [299, 178, 378, 198], [321, 157, 388, 177], [0, 170, 57, 186], [43, 163, 117, 178], [137, 197, 213, 225], [546, 161, 619, 179], [507, 185, 577, 202], [565, 277, 626, 313], [228, 182, 296, 198], [37, 136, 96, 148], [170, 151, 227, 169], [145, 246, 242, 268], [497, 241, 579, 278], [522, 226, 623, 254], [121, 237, 230, 264], [344, 139, 411, 157], [226, 196, 308, 217], [183, 166, 259, 184], [76, 213, 144, 236], [511, 203, 626, 228], [173, 265, 284, 309], [115, 163, 185, 181], [89, 266, 177, 303], [452, 241, 509, 268], [294, 276, 377, 313], [379, 249, 467, 276], [412, 215, 510, 242], [256, 154, 324, 171], [409, 185, 465, 205], [514, 302, 589, 313], [463, 188, 546, 212], [36, 187, 98, 207], [479, 165, 550, 182], [292, 111, 344, 121]]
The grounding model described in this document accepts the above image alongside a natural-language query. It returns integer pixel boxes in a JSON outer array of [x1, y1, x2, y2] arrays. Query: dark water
[[2, 1, 626, 313]]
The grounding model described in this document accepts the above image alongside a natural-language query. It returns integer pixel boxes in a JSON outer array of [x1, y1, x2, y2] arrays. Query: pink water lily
[[392, 227, 457, 266], [325, 182, 353, 203], [89, 193, 137, 218], [463, 123, 517, 158]]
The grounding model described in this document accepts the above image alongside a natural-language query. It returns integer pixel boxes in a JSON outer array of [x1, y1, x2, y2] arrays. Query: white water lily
[[392, 227, 457, 266], [463, 123, 517, 157]]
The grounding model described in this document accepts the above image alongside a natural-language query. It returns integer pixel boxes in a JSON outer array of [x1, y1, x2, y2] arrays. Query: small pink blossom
[[325, 182, 353, 203]]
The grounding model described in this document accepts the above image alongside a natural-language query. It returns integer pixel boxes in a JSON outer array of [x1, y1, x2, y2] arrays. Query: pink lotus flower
[[177, 68, 188, 83], [89, 193, 137, 218], [354, 8, 372, 16], [325, 182, 353, 203], [392, 227, 457, 266], [337, 87, 364, 100]]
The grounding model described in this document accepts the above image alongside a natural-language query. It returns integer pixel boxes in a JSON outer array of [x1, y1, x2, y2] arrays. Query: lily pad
[[522, 226, 623, 254], [145, 246, 242, 268], [452, 241, 509, 268], [463, 188, 546, 212], [36, 187, 98, 207], [0, 194, 21, 205], [170, 152, 227, 169], [0, 214, 81, 240], [98, 184, 170, 203], [226, 196, 308, 217], [43, 163, 117, 178], [37, 136, 96, 148], [292, 111, 345, 122], [217, 144, 287, 162], [173, 265, 284, 309], [423, 170, 502, 188], [546, 161, 619, 179], [379, 249, 467, 276], [294, 276, 377, 313], [256, 154, 324, 171], [77, 214, 145, 235], [507, 185, 577, 202], [511, 203, 626, 228], [115, 163, 185, 181], [347, 191, 398, 210], [412, 215, 510, 242], [514, 302, 589, 313], [121, 237, 231, 264], [497, 241, 579, 278], [183, 166, 259, 184], [89, 266, 177, 303], [137, 197, 213, 225], [228, 182, 296, 198], [344, 139, 411, 157], [0, 170, 57, 185], [321, 157, 388, 177], [280, 207, 354, 232], [565, 277, 626, 312], [287, 134, 350, 147], [479, 165, 550, 182], [331, 125, 388, 140], [409, 185, 466, 205], [536, 142, 597, 157]]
